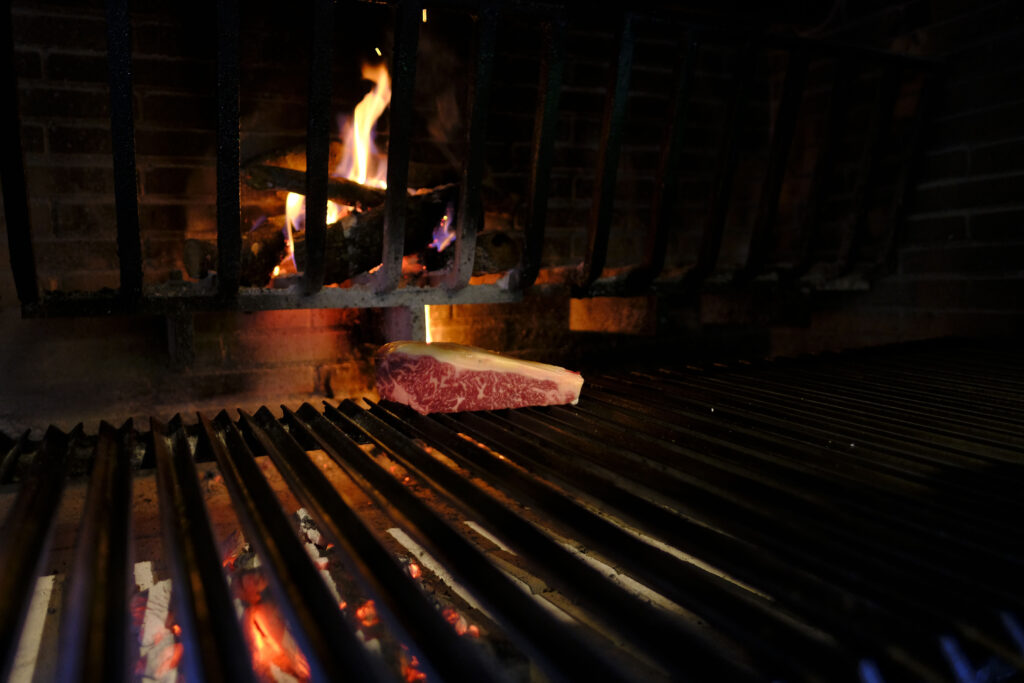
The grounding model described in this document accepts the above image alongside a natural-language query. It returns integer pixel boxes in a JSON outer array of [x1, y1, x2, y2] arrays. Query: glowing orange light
[[171, 624, 181, 636], [155, 643, 184, 677], [339, 601, 347, 610], [356, 600, 379, 628], [326, 542, 335, 550], [272, 264, 281, 278], [402, 652, 428, 683], [468, 624, 480, 638], [246, 604, 311, 682], [442, 607, 468, 635], [408, 563, 422, 579]]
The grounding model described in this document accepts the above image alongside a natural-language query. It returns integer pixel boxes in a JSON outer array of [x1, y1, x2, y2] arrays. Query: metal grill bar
[[0, 426, 73, 681], [376, 0, 420, 295], [238, 407, 504, 682], [2, 342, 1021, 681], [513, 11, 565, 290], [56, 422, 133, 683], [301, 0, 335, 296], [215, 0, 241, 299], [199, 411, 387, 682], [444, 1, 498, 292], [575, 12, 634, 295], [152, 418, 255, 683], [105, 0, 143, 304], [0, 0, 38, 305]]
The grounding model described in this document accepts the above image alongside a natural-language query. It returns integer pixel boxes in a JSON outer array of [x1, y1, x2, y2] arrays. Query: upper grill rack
[[1, 339, 1023, 682]]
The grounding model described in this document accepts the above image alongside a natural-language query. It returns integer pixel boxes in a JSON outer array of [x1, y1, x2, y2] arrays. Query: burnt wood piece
[[183, 218, 287, 286], [243, 164, 387, 208], [293, 186, 455, 285]]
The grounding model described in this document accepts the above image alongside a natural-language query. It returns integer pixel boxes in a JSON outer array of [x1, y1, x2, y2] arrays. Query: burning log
[[243, 164, 387, 208], [183, 217, 288, 286]]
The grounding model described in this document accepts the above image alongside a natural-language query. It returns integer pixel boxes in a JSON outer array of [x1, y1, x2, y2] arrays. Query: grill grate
[[1, 340, 1023, 682]]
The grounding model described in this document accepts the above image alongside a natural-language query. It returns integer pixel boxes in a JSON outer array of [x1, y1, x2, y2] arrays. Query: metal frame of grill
[[1, 0, 943, 320], [1, 340, 1023, 682]]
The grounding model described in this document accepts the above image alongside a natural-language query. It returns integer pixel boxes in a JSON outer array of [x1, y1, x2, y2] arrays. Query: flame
[[424, 305, 433, 343], [429, 205, 455, 252], [336, 63, 391, 188], [246, 603, 311, 682]]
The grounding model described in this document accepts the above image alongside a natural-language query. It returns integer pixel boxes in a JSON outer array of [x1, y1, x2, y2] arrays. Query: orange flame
[[336, 62, 391, 188]]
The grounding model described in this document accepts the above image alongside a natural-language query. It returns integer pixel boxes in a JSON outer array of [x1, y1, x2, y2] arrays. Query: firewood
[[243, 164, 387, 208], [183, 217, 287, 286]]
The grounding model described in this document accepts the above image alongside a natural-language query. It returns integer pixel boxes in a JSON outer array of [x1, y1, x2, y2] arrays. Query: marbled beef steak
[[375, 341, 584, 414]]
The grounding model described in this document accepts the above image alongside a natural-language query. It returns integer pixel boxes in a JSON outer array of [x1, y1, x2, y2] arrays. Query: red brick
[[26, 165, 115, 196], [48, 126, 111, 154], [11, 12, 108, 51], [15, 50, 41, 79], [53, 202, 116, 238], [138, 94, 216, 129], [143, 167, 216, 197], [971, 208, 1024, 242], [19, 87, 110, 120], [135, 128, 216, 157], [903, 214, 967, 245], [900, 244, 1024, 275]]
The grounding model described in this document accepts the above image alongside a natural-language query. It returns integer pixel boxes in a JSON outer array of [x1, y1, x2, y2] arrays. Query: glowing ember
[[356, 600, 380, 628], [442, 607, 468, 636], [271, 265, 280, 278], [407, 563, 422, 579], [401, 651, 428, 683], [245, 603, 311, 682]]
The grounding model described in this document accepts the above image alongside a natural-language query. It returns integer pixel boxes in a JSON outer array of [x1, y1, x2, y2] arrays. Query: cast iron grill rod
[[301, 0, 335, 295], [56, 422, 133, 683], [215, 0, 241, 298], [286, 403, 655, 683], [371, 400, 881, 680], [560, 397, 1024, 606], [612, 367, 1024, 505], [586, 374, 1024, 539], [105, 0, 143, 305], [581, 384, 1024, 583], [718, 360, 1024, 444], [528, 401, 1024, 674], [636, 369, 1024, 509], [199, 412, 388, 683], [574, 11, 634, 295], [331, 400, 763, 681], [444, 1, 497, 291], [449, 405, 955, 680], [0, 0, 38, 304], [151, 419, 255, 683], [514, 10, 565, 290], [676, 365, 1024, 466], [238, 408, 508, 683], [0, 426, 73, 682], [566, 396, 1024, 663], [376, 0, 420, 294], [665, 364, 1024, 470]]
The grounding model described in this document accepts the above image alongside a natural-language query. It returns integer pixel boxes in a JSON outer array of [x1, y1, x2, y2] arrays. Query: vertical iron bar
[[302, 0, 335, 295], [375, 0, 420, 294], [152, 419, 255, 683], [683, 40, 757, 289], [216, 0, 241, 298], [105, 0, 142, 304], [790, 57, 854, 279], [0, 426, 72, 682], [738, 47, 807, 280], [0, 0, 38, 305], [835, 63, 901, 274], [629, 29, 697, 291], [443, 1, 498, 291], [511, 11, 565, 290], [574, 12, 634, 295], [875, 69, 940, 274], [56, 422, 133, 683], [199, 412, 387, 683]]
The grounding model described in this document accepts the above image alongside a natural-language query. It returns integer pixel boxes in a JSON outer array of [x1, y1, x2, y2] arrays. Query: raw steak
[[375, 341, 584, 414]]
